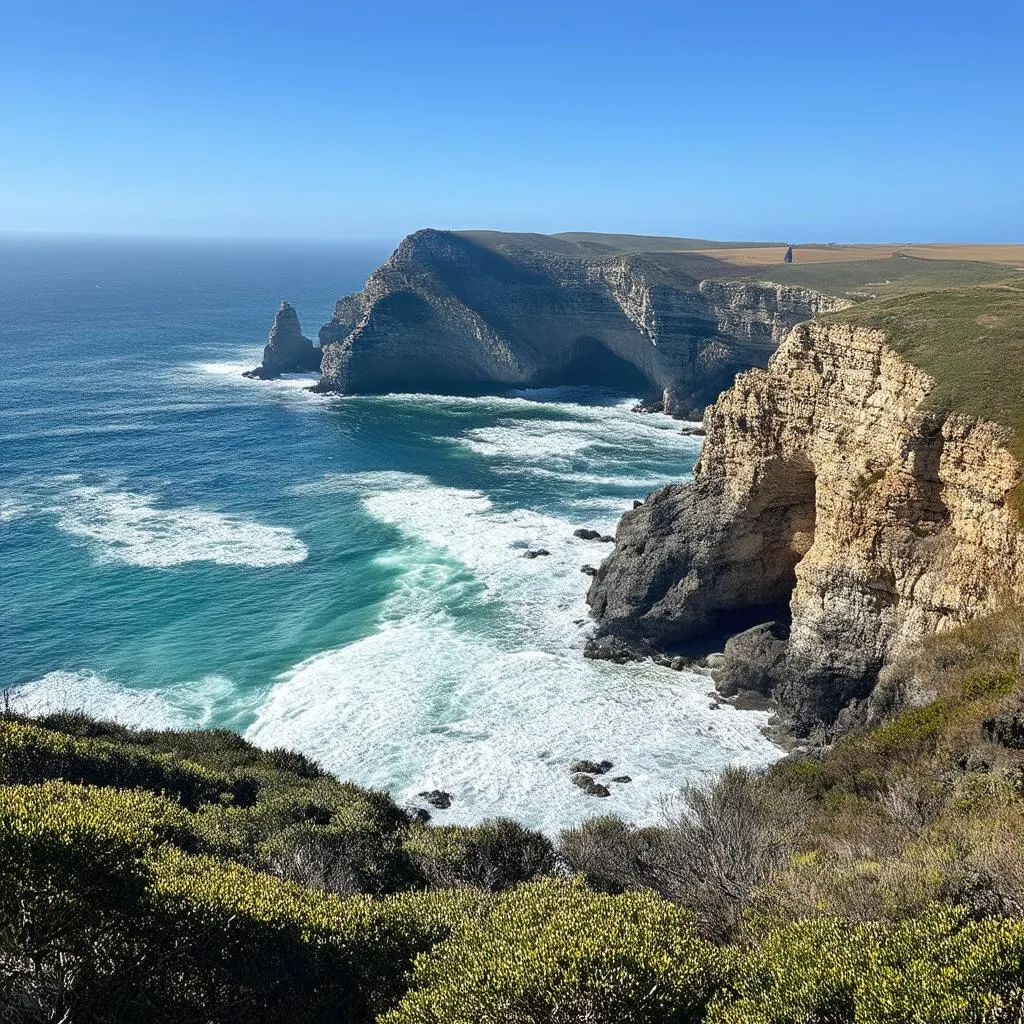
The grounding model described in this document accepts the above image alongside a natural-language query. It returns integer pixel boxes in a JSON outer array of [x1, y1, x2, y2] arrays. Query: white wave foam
[[248, 623, 779, 833], [0, 497, 31, 522], [254, 469, 781, 831], [7, 671, 193, 730], [7, 670, 253, 732], [50, 480, 308, 568]]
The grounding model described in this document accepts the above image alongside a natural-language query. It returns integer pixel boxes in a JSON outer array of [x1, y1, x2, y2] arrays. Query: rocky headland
[[587, 305, 1024, 733], [244, 301, 321, 379], [310, 230, 849, 415]]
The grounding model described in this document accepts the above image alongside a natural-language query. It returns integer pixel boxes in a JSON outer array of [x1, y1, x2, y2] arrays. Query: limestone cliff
[[587, 319, 1024, 730], [314, 230, 849, 413], [244, 301, 321, 380]]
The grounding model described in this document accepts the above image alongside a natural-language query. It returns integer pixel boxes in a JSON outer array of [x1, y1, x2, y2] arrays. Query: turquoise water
[[0, 237, 780, 830]]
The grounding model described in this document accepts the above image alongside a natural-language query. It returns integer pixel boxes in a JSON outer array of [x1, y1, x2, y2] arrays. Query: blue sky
[[1, 0, 1021, 242]]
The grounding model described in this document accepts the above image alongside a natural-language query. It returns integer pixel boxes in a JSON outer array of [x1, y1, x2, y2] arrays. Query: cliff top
[[826, 280, 1024, 449], [441, 229, 1020, 300]]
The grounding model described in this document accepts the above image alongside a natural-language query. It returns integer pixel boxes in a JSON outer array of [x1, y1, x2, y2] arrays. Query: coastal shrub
[[645, 767, 809, 940], [264, 819, 422, 895], [0, 782, 191, 1022], [557, 814, 667, 893], [383, 878, 725, 1024], [148, 848, 487, 1022], [29, 714, 326, 780], [403, 818, 554, 891], [0, 720, 250, 810], [709, 907, 1024, 1023], [0, 778, 487, 1023]]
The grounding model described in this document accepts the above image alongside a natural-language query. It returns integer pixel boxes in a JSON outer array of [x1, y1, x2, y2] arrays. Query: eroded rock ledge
[[587, 320, 1024, 731], [313, 230, 849, 414]]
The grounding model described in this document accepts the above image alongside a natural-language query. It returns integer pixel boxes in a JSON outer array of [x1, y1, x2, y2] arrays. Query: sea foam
[[252, 462, 781, 832], [54, 482, 309, 569]]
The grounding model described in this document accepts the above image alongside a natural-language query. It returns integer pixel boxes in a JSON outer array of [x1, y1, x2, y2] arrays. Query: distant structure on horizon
[[784, 245, 794, 264]]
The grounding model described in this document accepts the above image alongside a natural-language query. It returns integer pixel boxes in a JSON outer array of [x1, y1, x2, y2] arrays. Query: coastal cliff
[[587, 317, 1024, 731], [244, 301, 321, 379], [314, 230, 849, 414]]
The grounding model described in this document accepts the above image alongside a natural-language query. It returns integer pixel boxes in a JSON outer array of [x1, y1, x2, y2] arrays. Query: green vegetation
[[753, 254, 1020, 298], [457, 229, 776, 257], [827, 281, 1024, 452], [8, 609, 1024, 1022]]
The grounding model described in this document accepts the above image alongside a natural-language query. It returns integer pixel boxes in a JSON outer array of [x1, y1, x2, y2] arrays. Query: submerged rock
[[522, 549, 551, 559], [581, 564, 598, 577], [244, 301, 321, 380], [571, 774, 611, 797], [418, 790, 453, 810], [570, 759, 613, 775]]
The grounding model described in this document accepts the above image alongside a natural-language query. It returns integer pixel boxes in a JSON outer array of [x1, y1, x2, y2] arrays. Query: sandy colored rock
[[589, 320, 1024, 730]]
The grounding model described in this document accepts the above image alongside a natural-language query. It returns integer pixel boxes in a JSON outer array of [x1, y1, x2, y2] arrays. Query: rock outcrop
[[588, 319, 1024, 731], [244, 302, 321, 380], [314, 230, 849, 414]]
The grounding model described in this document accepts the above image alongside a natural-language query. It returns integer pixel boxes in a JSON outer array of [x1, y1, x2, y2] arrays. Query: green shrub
[[30, 715, 326, 780], [0, 782, 191, 1022], [709, 907, 1024, 1024], [0, 720, 251, 810], [383, 878, 726, 1024], [403, 817, 554, 891], [149, 847, 486, 1022], [0, 779, 486, 1023], [264, 819, 422, 895], [557, 814, 667, 893]]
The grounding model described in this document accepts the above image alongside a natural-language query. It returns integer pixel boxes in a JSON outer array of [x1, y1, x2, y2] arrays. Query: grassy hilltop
[[8, 602, 1024, 1023], [828, 281, 1024, 451], [456, 229, 1024, 299]]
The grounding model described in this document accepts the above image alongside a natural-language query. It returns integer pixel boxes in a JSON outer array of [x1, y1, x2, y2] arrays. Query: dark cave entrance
[[544, 336, 655, 394], [710, 455, 818, 643]]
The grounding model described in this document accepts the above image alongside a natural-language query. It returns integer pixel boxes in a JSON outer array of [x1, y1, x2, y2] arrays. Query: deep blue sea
[[0, 237, 780, 830]]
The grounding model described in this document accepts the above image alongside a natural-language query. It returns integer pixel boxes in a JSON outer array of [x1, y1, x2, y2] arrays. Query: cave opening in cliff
[[546, 336, 655, 394], [714, 455, 818, 641]]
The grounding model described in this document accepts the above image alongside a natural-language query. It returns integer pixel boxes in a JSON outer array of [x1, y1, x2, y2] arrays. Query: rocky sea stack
[[244, 301, 321, 380]]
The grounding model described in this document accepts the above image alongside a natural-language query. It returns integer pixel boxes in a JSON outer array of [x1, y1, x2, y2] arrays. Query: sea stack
[[244, 301, 321, 379]]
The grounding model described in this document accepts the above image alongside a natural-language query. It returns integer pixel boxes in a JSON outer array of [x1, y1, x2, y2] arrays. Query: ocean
[[0, 236, 781, 831]]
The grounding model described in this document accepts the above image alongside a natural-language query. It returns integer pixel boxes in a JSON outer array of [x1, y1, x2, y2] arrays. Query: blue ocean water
[[0, 236, 780, 830]]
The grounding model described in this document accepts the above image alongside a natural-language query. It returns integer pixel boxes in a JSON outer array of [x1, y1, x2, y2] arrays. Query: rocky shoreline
[[587, 318, 1024, 736]]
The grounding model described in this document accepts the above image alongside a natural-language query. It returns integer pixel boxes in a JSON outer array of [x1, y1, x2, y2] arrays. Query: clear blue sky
[[2, 0, 1021, 243]]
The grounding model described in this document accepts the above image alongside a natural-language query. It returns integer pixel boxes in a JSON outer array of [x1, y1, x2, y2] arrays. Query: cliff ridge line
[[312, 229, 851, 414]]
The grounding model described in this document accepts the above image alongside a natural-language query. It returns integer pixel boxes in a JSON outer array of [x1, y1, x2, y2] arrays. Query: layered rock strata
[[314, 230, 849, 414], [587, 320, 1024, 730], [244, 301, 321, 379]]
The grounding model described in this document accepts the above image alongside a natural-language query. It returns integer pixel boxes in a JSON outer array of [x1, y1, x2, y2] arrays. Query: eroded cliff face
[[588, 320, 1024, 730], [315, 230, 849, 413]]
